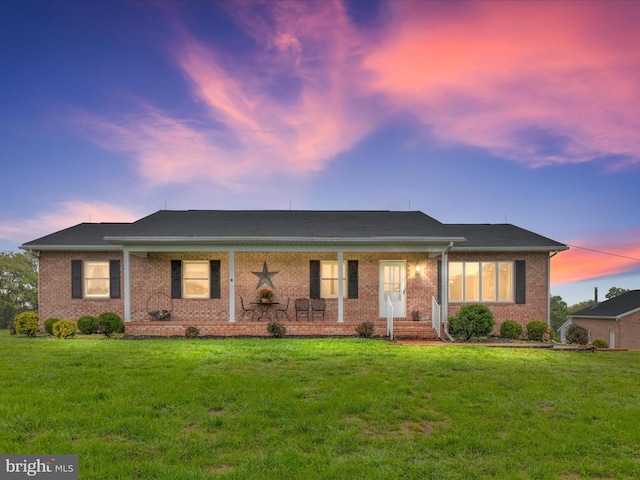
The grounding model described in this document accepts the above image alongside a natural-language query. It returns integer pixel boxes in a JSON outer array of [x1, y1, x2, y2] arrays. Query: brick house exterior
[[568, 290, 640, 349], [22, 210, 567, 338]]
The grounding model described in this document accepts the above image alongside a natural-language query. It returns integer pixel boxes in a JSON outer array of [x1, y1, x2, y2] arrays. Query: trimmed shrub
[[77, 315, 99, 334], [566, 324, 589, 345], [97, 312, 124, 337], [185, 325, 200, 338], [592, 339, 608, 348], [44, 317, 60, 335], [500, 320, 523, 339], [53, 319, 77, 339], [14, 311, 40, 337], [526, 320, 549, 342], [355, 321, 375, 338], [267, 321, 287, 338], [449, 304, 495, 341]]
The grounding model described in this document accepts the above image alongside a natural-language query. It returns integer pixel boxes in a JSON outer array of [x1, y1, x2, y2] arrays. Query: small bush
[[592, 339, 608, 348], [77, 315, 99, 334], [14, 311, 40, 337], [44, 317, 60, 335], [97, 312, 124, 337], [566, 324, 589, 345], [53, 319, 77, 339], [449, 304, 495, 341], [185, 325, 200, 338], [267, 321, 287, 338], [526, 320, 549, 342], [500, 320, 523, 339], [355, 321, 375, 338]]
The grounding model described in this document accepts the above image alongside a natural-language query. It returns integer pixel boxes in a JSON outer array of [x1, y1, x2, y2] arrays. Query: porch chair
[[295, 298, 309, 321], [240, 297, 257, 321], [275, 297, 290, 321], [310, 298, 326, 321]]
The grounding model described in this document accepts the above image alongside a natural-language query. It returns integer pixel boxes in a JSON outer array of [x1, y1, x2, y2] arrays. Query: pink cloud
[[1, 201, 141, 244], [76, 1, 380, 186], [362, 1, 640, 167], [73, 1, 640, 187], [551, 229, 640, 285]]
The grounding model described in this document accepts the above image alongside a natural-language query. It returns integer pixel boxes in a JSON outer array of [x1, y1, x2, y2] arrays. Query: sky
[[1, 0, 639, 306]]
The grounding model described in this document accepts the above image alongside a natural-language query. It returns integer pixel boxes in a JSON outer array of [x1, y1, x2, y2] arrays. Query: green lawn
[[2, 330, 640, 479]]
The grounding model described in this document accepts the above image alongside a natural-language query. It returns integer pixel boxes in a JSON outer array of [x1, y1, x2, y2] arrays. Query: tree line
[[0, 251, 38, 328]]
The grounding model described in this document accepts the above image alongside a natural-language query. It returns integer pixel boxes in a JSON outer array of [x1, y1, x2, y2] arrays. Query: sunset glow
[[2, 0, 639, 304]]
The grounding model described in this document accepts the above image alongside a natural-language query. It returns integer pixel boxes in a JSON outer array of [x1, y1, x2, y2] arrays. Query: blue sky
[[1, 0, 639, 305]]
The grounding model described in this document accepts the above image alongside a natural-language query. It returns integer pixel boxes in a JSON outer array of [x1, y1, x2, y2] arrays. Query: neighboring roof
[[448, 224, 568, 252], [20, 210, 567, 252], [570, 290, 640, 319]]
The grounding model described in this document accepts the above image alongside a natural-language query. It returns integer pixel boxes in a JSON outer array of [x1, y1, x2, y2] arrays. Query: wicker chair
[[275, 298, 290, 321], [240, 297, 257, 321], [311, 298, 326, 321], [295, 298, 309, 321]]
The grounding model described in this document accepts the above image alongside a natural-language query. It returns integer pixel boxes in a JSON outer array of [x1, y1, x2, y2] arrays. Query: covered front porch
[[119, 244, 453, 337]]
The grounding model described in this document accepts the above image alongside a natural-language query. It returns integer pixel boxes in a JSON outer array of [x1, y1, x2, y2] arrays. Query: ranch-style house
[[21, 210, 568, 339]]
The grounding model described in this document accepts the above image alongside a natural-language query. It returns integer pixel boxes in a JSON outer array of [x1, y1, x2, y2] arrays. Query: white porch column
[[123, 247, 131, 322], [229, 251, 235, 322], [441, 247, 449, 329], [337, 251, 344, 323]]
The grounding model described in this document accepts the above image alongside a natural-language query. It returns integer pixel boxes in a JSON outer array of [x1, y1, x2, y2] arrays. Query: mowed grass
[[2, 331, 640, 479]]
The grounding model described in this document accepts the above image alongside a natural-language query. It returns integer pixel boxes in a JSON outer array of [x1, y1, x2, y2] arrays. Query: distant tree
[[605, 287, 630, 300], [550, 295, 568, 331], [0, 251, 38, 328]]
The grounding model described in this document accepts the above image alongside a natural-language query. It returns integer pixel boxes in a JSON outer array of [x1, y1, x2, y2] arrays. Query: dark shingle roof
[[122, 210, 454, 238], [447, 224, 567, 251], [20, 223, 131, 250], [571, 290, 640, 318], [20, 210, 567, 251]]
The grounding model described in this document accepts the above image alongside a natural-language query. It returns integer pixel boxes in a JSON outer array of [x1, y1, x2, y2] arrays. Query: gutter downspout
[[442, 242, 455, 342], [547, 250, 559, 327]]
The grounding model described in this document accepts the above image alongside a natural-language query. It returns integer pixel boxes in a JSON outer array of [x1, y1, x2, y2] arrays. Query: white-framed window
[[183, 261, 209, 298], [449, 261, 513, 302], [321, 261, 347, 298], [84, 261, 110, 298]]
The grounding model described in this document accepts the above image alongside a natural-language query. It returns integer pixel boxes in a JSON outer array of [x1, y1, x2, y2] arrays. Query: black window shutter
[[437, 260, 442, 304], [210, 260, 221, 299], [109, 260, 121, 299], [347, 260, 358, 299], [515, 260, 526, 304], [171, 260, 182, 299], [309, 260, 320, 299], [71, 260, 82, 299]]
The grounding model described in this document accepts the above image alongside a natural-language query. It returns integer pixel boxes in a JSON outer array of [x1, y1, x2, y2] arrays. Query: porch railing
[[386, 296, 394, 341], [432, 297, 441, 338]]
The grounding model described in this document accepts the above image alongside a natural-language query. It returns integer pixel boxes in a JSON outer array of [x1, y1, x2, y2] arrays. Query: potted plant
[[257, 289, 274, 303]]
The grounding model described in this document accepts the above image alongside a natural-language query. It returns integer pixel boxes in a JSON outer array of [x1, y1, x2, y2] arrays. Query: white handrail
[[386, 296, 394, 341], [432, 297, 441, 338]]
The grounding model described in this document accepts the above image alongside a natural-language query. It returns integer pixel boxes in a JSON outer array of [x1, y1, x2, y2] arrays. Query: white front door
[[379, 261, 406, 318]]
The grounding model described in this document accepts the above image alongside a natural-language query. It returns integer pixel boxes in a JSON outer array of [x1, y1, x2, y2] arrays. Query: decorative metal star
[[252, 261, 279, 289]]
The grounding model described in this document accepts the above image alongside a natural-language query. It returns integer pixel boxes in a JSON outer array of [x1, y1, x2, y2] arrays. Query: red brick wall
[[130, 251, 436, 324], [573, 311, 640, 349], [39, 249, 551, 336], [38, 251, 124, 325], [447, 252, 550, 334]]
